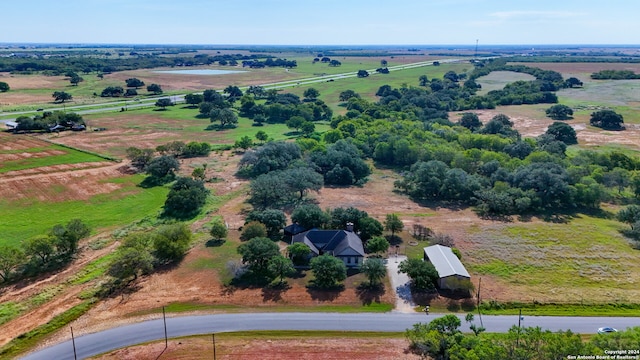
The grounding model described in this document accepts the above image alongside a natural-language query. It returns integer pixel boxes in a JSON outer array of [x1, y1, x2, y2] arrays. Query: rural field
[[2, 47, 640, 357]]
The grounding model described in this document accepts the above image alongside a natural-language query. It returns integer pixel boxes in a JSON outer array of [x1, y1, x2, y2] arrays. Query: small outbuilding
[[423, 244, 471, 290]]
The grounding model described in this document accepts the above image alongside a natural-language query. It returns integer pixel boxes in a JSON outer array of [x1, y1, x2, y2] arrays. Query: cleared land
[[90, 332, 416, 360]]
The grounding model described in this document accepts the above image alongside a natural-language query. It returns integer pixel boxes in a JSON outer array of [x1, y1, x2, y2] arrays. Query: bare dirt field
[[91, 336, 419, 360], [450, 107, 640, 151]]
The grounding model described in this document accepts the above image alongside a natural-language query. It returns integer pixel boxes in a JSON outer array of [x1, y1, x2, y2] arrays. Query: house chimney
[[346, 222, 354, 232]]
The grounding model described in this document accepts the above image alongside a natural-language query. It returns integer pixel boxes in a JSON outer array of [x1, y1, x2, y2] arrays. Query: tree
[[545, 121, 578, 145], [163, 177, 209, 218], [125, 88, 137, 97], [564, 77, 583, 88], [339, 90, 360, 102], [284, 166, 324, 199], [0, 81, 9, 92], [210, 219, 228, 240], [245, 209, 287, 238], [126, 147, 154, 170], [184, 93, 204, 107], [52, 91, 72, 103], [617, 205, 640, 229], [310, 254, 347, 288], [255, 130, 268, 143], [303, 88, 320, 101], [268, 255, 295, 284], [240, 221, 268, 241], [152, 223, 192, 264], [329, 59, 341, 67], [70, 74, 84, 86], [155, 98, 173, 110], [357, 70, 369, 78], [147, 83, 163, 94], [385, 213, 404, 237], [398, 258, 438, 291], [358, 216, 384, 241], [287, 243, 311, 266], [300, 122, 316, 136], [234, 136, 253, 151], [286, 116, 306, 132], [50, 219, 90, 257], [125, 78, 145, 88], [0, 246, 25, 282], [291, 204, 330, 229], [23, 235, 55, 266], [419, 75, 429, 86], [146, 155, 179, 180], [108, 247, 154, 283], [458, 112, 482, 131], [223, 85, 243, 102], [545, 104, 574, 120], [237, 237, 280, 273], [590, 109, 624, 130], [249, 172, 295, 208], [359, 258, 386, 286], [210, 108, 238, 128], [366, 236, 390, 256]]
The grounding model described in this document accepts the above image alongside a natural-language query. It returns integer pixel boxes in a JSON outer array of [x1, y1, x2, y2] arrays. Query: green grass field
[[0, 174, 168, 246], [467, 215, 640, 303], [0, 143, 107, 173]]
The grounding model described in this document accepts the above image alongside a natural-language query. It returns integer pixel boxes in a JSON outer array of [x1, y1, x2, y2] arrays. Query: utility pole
[[212, 333, 217, 360], [163, 306, 168, 349], [70, 326, 77, 360]]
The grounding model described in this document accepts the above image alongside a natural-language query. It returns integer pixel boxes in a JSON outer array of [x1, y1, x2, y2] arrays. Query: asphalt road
[[20, 312, 640, 360]]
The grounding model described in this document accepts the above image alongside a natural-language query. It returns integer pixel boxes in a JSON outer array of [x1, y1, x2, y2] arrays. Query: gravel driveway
[[385, 255, 416, 313]]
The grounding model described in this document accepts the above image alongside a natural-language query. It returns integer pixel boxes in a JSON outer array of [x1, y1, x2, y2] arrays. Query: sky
[[2, 0, 639, 46]]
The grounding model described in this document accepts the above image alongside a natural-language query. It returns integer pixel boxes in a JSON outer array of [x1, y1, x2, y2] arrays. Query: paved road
[[386, 255, 416, 312], [20, 312, 640, 360]]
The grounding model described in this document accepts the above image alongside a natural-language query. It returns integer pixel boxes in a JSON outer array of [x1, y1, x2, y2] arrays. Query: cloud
[[490, 10, 586, 20]]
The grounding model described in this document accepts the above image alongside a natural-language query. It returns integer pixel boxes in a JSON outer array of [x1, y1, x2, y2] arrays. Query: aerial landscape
[[2, 0, 640, 359]]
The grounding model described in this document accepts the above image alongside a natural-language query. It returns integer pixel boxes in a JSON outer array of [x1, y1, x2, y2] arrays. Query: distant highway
[[1, 57, 469, 123], [19, 312, 639, 360]]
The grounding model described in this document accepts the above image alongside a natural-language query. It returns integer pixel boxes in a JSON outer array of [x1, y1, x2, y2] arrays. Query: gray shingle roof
[[423, 245, 470, 278], [292, 229, 365, 257]]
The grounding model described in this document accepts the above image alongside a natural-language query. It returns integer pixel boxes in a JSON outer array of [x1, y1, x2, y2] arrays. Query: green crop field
[[0, 143, 107, 173], [0, 174, 168, 246]]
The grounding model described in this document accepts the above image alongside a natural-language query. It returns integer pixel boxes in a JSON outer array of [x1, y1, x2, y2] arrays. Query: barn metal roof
[[423, 245, 470, 278]]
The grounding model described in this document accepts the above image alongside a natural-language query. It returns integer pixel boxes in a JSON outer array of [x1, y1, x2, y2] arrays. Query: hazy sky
[[2, 0, 638, 45]]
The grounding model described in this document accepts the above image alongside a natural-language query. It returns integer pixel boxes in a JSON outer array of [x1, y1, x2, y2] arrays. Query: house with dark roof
[[423, 244, 471, 290], [291, 225, 365, 268], [283, 223, 308, 243]]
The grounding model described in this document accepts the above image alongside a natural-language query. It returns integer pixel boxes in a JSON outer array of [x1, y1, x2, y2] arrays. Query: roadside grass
[[0, 174, 168, 246], [467, 214, 640, 302], [0, 143, 107, 173], [68, 253, 116, 286], [132, 301, 393, 317], [0, 300, 95, 359], [479, 301, 640, 317]]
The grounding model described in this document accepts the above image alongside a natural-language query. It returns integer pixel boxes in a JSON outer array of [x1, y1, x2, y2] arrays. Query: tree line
[[0, 219, 90, 284], [0, 53, 264, 75], [406, 314, 640, 359]]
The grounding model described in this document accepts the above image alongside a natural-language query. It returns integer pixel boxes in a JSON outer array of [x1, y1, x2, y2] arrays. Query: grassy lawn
[[0, 174, 168, 246]]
